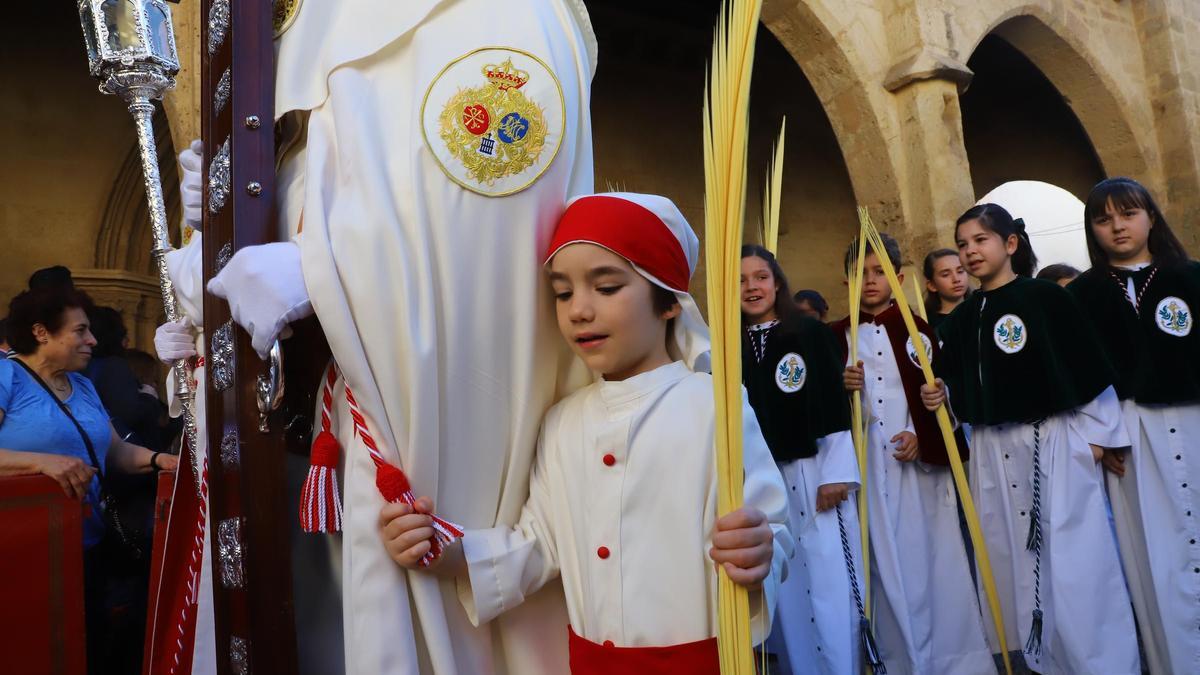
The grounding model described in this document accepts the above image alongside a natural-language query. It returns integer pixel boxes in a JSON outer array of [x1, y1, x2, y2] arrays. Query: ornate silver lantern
[[78, 0, 198, 458], [79, 0, 179, 82]]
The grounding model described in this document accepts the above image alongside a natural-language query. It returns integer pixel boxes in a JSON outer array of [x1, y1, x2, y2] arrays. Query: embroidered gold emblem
[[422, 47, 565, 197], [438, 59, 548, 187]]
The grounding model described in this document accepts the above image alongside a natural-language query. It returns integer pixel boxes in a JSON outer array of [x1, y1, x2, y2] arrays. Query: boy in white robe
[[380, 193, 792, 674], [163, 3, 600, 673], [834, 235, 993, 675]]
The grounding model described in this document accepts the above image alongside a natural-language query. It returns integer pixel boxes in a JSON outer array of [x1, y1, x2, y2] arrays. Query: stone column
[[875, 0, 977, 261], [162, 0, 202, 245], [884, 59, 976, 260], [163, 0, 201, 155], [1133, 0, 1200, 250]]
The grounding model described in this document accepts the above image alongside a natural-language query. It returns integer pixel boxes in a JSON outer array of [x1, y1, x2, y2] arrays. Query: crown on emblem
[[482, 59, 530, 91]]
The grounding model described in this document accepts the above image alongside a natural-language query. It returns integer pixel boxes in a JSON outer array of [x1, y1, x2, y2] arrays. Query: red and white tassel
[[374, 462, 465, 565], [300, 430, 344, 533], [299, 363, 344, 533], [345, 381, 464, 567]]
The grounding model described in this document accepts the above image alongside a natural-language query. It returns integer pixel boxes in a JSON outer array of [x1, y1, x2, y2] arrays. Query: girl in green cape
[[1067, 177, 1200, 675], [921, 203, 1138, 675]]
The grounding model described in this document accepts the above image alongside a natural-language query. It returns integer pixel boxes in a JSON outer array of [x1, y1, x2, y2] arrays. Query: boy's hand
[[815, 482, 851, 512], [1101, 448, 1127, 477], [844, 360, 864, 391], [843, 361, 865, 392], [891, 431, 919, 462], [920, 379, 946, 411], [380, 497, 438, 570], [1089, 444, 1104, 463], [709, 507, 774, 590]]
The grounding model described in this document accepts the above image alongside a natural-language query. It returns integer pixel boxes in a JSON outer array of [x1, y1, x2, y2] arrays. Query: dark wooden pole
[[200, 2, 298, 672]]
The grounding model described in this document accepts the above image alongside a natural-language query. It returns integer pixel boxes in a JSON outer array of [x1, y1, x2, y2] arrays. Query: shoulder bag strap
[[10, 358, 106, 482]]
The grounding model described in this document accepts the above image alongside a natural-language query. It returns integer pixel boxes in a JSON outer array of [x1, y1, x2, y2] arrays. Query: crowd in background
[[0, 265, 180, 674]]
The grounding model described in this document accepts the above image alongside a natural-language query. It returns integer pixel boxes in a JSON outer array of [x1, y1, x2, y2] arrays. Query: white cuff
[[165, 233, 205, 325], [457, 527, 539, 627], [1071, 386, 1130, 449], [817, 429, 860, 488]]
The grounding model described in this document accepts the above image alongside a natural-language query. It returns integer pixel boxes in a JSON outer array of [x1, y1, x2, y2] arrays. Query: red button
[[597, 546, 610, 559], [602, 640, 615, 648], [602, 453, 616, 466]]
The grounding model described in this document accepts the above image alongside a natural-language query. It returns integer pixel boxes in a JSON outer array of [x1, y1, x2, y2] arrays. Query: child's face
[[955, 218, 1017, 284], [859, 252, 897, 312], [740, 256, 778, 322], [926, 255, 967, 302], [548, 243, 678, 381], [1090, 198, 1153, 264]]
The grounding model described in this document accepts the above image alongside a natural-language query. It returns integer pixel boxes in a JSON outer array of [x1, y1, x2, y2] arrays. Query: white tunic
[[848, 323, 992, 675], [1106, 399, 1200, 675], [769, 430, 864, 675], [161, 234, 218, 675], [282, 2, 598, 673], [970, 388, 1139, 675], [457, 361, 791, 648]]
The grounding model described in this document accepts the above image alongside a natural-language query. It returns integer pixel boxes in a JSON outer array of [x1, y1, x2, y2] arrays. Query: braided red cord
[[343, 379, 463, 566]]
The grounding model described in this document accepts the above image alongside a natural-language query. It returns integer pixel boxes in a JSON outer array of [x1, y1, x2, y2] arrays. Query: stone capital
[[883, 49, 974, 93]]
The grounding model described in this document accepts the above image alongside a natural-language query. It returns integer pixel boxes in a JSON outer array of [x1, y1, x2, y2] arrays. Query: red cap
[[545, 194, 694, 293]]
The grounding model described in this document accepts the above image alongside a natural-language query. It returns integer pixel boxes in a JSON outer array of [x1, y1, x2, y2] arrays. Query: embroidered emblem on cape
[[905, 334, 934, 369], [272, 0, 301, 38], [1155, 296, 1192, 336], [421, 47, 565, 197], [775, 353, 807, 393], [993, 314, 1027, 354]]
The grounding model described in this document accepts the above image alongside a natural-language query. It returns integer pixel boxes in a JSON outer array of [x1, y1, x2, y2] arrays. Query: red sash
[[567, 626, 719, 675]]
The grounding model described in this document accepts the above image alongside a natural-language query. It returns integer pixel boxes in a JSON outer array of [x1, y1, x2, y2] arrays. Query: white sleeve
[[1071, 385, 1130, 449], [817, 429, 860, 489], [165, 232, 205, 325], [739, 390, 792, 644], [901, 410, 938, 474], [163, 233, 204, 418], [941, 382, 960, 431], [456, 428, 561, 626]]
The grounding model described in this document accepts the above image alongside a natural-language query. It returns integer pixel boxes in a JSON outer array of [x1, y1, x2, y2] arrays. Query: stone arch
[[967, 7, 1153, 182], [761, 1, 905, 229], [961, 32, 1106, 200], [94, 105, 180, 275], [79, 104, 179, 352], [585, 0, 866, 314]]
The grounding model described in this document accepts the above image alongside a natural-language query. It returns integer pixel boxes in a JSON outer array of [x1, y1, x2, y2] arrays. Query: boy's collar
[[859, 299, 896, 324], [598, 360, 690, 410]]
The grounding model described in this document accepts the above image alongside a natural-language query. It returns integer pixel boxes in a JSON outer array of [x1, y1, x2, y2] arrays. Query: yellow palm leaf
[[703, 0, 763, 672]]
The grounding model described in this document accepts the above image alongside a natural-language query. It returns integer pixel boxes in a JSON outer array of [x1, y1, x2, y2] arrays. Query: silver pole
[[109, 69, 200, 464]]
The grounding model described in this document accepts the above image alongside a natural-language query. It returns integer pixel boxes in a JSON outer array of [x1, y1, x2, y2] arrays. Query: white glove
[[206, 241, 313, 359], [179, 139, 203, 232], [155, 318, 198, 363]]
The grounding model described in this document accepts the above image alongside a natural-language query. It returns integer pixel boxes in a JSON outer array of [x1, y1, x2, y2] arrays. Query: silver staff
[[78, 1, 199, 463]]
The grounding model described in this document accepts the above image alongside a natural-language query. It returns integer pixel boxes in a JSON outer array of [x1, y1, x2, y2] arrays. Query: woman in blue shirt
[[0, 286, 179, 545], [0, 286, 179, 674]]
